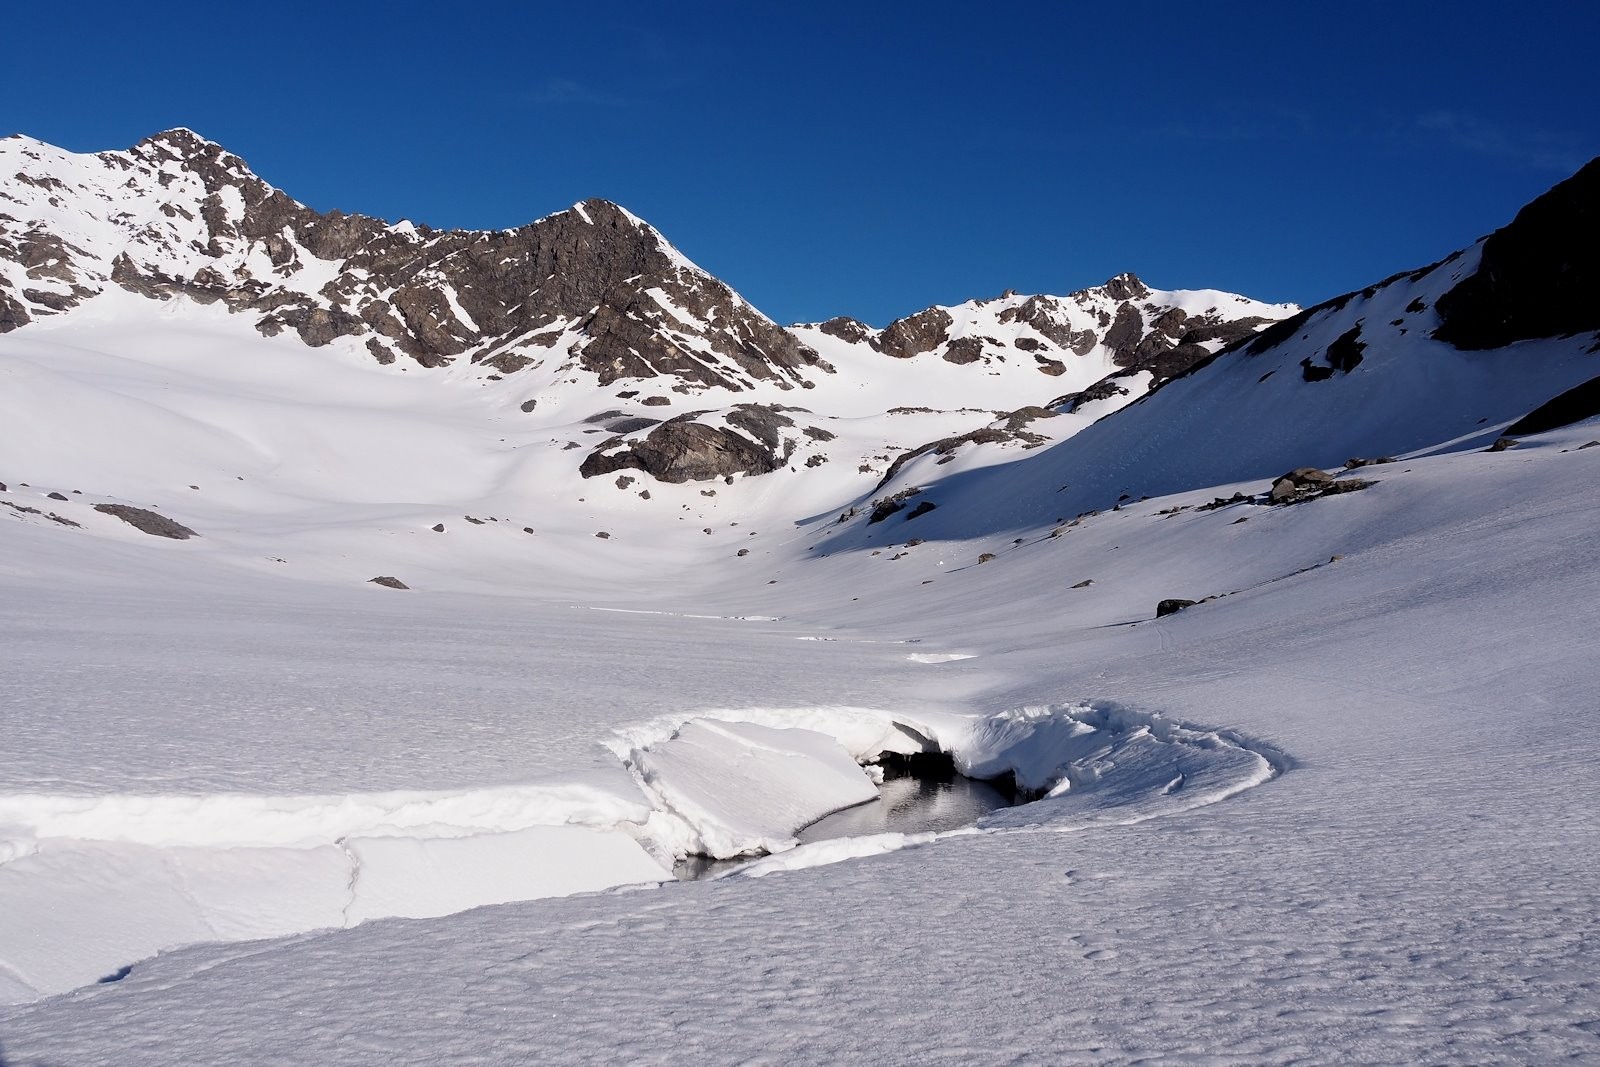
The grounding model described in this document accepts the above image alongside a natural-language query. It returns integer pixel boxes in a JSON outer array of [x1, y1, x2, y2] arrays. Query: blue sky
[[5, 2, 1596, 325]]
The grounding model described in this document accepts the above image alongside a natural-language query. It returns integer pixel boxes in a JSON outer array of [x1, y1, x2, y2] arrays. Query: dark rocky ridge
[[0, 130, 821, 391], [1504, 373, 1600, 436], [1434, 156, 1600, 350]]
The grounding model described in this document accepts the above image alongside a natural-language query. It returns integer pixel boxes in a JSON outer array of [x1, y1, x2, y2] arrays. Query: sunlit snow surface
[[0, 296, 1598, 1060]]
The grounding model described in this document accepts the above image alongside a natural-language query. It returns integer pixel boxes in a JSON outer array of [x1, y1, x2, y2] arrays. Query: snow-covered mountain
[[0, 130, 1293, 464], [0, 129, 1298, 577], [831, 155, 1600, 549], [0, 129, 819, 387]]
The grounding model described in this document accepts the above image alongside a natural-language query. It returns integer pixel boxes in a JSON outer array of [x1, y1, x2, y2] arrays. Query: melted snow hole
[[673, 751, 1019, 880]]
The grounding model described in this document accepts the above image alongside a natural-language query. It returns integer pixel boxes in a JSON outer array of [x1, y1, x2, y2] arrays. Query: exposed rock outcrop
[[579, 405, 821, 484], [92, 504, 198, 539]]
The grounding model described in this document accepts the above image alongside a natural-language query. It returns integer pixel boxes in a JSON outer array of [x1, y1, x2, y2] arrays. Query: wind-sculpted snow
[[0, 701, 1280, 1002], [0, 777, 670, 1000]]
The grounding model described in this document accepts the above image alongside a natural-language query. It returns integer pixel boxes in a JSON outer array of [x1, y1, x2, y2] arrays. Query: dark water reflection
[[675, 765, 1015, 880], [796, 772, 1013, 843]]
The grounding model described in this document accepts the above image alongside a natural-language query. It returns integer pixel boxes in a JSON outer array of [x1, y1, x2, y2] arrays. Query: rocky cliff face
[[0, 129, 821, 392]]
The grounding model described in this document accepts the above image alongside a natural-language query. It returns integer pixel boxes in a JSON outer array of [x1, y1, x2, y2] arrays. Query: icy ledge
[[0, 703, 1282, 1003]]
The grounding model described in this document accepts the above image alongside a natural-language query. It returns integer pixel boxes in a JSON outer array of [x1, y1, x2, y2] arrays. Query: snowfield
[[3, 401, 1597, 1060], [1, 140, 1598, 1062]]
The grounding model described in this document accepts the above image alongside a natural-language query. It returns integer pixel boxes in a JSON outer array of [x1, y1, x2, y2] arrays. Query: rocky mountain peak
[[1100, 271, 1150, 301], [0, 132, 821, 391], [133, 127, 227, 158]]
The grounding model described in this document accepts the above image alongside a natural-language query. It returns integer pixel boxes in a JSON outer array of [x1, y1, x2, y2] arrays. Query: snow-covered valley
[[0, 134, 1597, 1063]]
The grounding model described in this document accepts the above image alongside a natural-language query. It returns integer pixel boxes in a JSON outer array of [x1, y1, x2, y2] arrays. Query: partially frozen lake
[[798, 761, 1016, 845], [676, 755, 1018, 879]]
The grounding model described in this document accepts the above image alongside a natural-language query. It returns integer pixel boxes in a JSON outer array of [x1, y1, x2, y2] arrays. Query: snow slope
[[2, 416, 1596, 1061]]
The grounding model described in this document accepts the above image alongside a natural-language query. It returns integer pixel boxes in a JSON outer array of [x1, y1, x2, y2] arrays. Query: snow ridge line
[[0, 780, 652, 852]]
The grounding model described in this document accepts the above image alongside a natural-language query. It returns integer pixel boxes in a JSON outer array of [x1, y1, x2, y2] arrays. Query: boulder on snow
[[1156, 598, 1197, 617], [93, 504, 198, 539], [1487, 437, 1520, 452], [1268, 467, 1371, 505], [368, 576, 409, 590]]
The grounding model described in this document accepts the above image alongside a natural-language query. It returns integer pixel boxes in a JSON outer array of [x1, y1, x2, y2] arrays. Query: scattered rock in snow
[[1487, 437, 1520, 452], [432, 523, 445, 532], [1344, 456, 1396, 468], [47, 491, 68, 501], [595, 531, 610, 539], [92, 504, 197, 539], [1072, 579, 1094, 588], [868, 487, 923, 524], [368, 576, 409, 589], [905, 500, 938, 520], [978, 552, 996, 564], [1157, 598, 1197, 617], [1198, 491, 1251, 511]]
